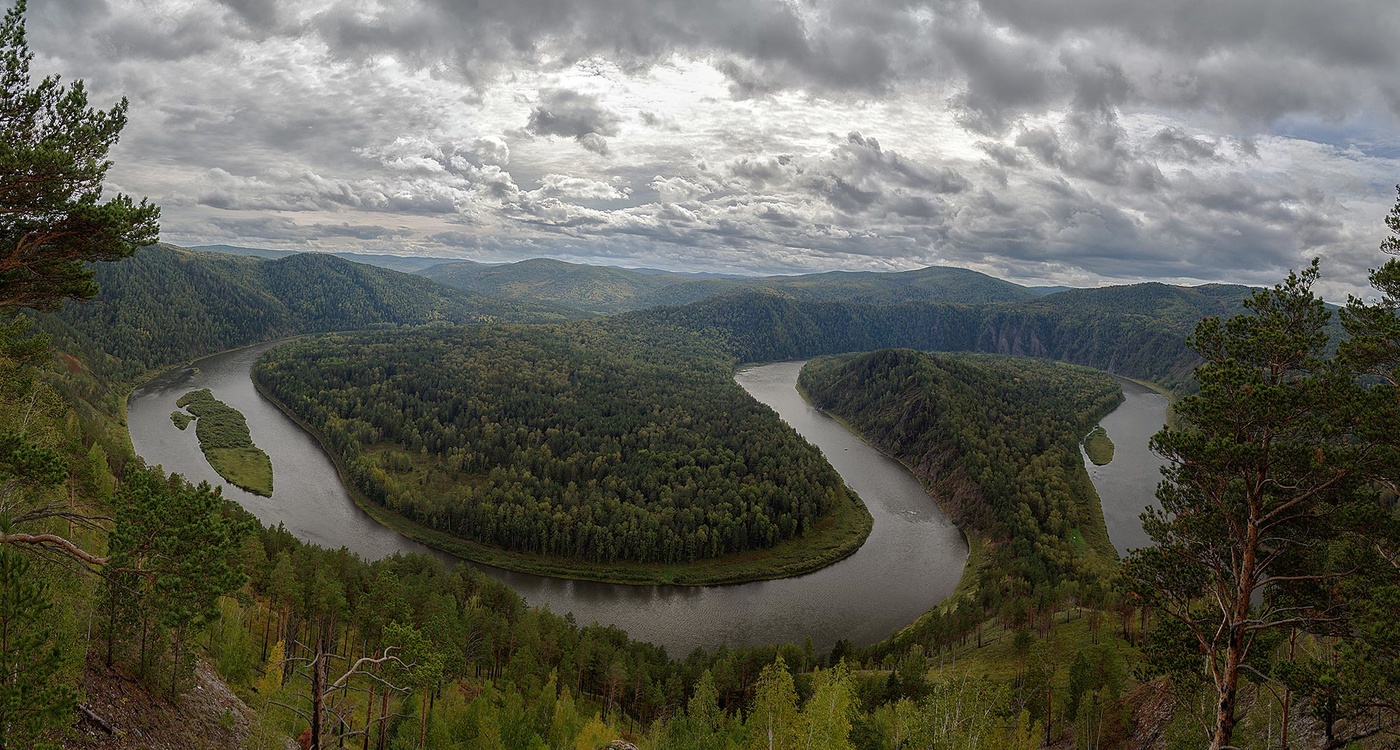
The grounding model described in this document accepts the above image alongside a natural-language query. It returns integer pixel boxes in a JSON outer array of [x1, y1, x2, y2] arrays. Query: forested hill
[[418, 257, 685, 314], [419, 259, 1043, 313], [31, 244, 575, 383], [1029, 281, 1252, 326], [635, 264, 1046, 308], [619, 287, 1227, 387], [799, 350, 1123, 585], [253, 321, 870, 582]]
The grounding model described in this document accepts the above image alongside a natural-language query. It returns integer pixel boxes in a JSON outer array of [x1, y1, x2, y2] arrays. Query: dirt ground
[[64, 653, 296, 750]]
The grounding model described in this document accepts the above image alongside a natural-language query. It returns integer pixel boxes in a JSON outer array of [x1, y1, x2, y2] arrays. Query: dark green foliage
[[31, 243, 576, 384], [254, 322, 854, 565], [0, 546, 75, 750], [170, 410, 192, 430], [176, 389, 253, 450], [102, 468, 250, 697], [620, 287, 1219, 387], [1127, 263, 1399, 749], [799, 349, 1123, 585], [0, 0, 159, 311]]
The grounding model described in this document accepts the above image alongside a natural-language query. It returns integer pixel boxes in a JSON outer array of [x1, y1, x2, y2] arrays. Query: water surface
[[128, 348, 967, 653], [1084, 378, 1169, 555]]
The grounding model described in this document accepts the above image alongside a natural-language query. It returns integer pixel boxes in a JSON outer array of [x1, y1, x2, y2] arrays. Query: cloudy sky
[[26, 0, 1400, 297]]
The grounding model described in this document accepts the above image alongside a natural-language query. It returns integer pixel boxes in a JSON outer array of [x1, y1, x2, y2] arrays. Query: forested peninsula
[[252, 322, 872, 584], [800, 350, 1123, 587]]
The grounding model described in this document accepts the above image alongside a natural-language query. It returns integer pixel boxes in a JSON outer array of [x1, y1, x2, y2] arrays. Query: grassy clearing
[[1083, 425, 1114, 465], [176, 389, 273, 497], [927, 606, 1138, 685]]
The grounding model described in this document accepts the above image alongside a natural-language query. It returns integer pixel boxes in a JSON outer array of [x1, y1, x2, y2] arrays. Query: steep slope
[[34, 244, 573, 382], [618, 282, 1245, 387]]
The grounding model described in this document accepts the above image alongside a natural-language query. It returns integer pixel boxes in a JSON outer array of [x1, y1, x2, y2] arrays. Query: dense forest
[[419, 258, 1047, 313], [619, 288, 1219, 387], [252, 322, 868, 578], [800, 350, 1123, 586], [28, 244, 576, 386]]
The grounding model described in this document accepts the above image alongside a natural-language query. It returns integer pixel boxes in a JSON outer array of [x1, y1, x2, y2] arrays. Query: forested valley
[[2, 1, 1397, 741], [9, 248, 1400, 748]]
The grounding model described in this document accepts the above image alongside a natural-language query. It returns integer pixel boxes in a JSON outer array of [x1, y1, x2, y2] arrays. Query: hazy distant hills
[[37, 242, 1259, 388], [420, 257, 1048, 313], [635, 265, 1048, 308], [190, 244, 458, 274], [36, 244, 575, 381], [419, 258, 687, 314]]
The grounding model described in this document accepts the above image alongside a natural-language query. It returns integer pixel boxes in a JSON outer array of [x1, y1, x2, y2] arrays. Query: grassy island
[[170, 411, 193, 430], [175, 388, 274, 496], [1082, 425, 1115, 465]]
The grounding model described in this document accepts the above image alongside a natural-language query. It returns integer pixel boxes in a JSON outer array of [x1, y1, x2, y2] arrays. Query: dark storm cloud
[[527, 89, 621, 140], [1151, 127, 1219, 162], [526, 89, 621, 154], [212, 0, 280, 32], [24, 0, 1400, 290]]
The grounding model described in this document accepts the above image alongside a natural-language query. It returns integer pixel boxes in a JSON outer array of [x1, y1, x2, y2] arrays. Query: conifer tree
[[1128, 261, 1395, 749], [0, 545, 75, 750], [0, 0, 159, 311]]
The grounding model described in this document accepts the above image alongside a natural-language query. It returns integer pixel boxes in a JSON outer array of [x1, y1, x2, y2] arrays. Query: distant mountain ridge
[[190, 244, 459, 274], [41, 242, 1258, 390], [617, 283, 1256, 387], [419, 258, 1054, 313], [35, 244, 574, 382]]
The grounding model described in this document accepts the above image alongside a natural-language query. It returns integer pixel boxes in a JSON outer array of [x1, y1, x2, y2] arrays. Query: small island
[[170, 411, 193, 430], [1083, 425, 1115, 465], [175, 388, 274, 496]]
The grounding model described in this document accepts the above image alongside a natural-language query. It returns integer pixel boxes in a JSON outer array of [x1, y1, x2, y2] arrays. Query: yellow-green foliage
[[176, 389, 273, 496], [1082, 426, 1114, 466]]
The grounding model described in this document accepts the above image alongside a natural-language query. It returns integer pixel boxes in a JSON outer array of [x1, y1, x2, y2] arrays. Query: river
[[1085, 378, 1169, 555], [128, 347, 967, 654]]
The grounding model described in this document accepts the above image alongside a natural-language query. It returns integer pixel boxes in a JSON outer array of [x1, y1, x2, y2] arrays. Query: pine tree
[[0, 546, 75, 750], [0, 0, 159, 311], [1128, 261, 1394, 749]]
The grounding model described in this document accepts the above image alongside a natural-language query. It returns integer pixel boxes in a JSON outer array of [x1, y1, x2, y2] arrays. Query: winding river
[[128, 343, 1168, 653], [1086, 378, 1170, 555], [128, 346, 967, 654]]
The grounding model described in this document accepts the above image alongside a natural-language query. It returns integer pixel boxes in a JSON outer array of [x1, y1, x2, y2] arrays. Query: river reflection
[[1084, 378, 1169, 555], [128, 347, 971, 653]]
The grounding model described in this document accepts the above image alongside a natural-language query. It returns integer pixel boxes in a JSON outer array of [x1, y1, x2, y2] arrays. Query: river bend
[[129, 345, 973, 653]]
